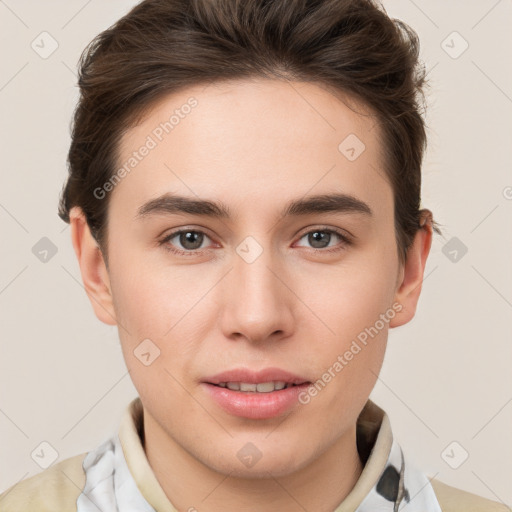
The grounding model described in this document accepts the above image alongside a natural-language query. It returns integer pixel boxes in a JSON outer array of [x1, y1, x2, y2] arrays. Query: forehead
[[112, 78, 391, 220]]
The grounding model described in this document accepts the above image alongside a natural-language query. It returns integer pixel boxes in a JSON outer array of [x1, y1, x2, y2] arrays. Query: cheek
[[109, 250, 207, 337], [296, 266, 392, 419], [108, 253, 221, 389], [294, 254, 398, 338], [109, 263, 201, 400], [289, 248, 397, 400]]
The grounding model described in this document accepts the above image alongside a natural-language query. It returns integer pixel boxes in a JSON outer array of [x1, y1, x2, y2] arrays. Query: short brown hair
[[58, 0, 442, 264]]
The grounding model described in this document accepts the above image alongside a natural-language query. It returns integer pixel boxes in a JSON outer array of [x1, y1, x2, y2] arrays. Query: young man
[[0, 0, 507, 510]]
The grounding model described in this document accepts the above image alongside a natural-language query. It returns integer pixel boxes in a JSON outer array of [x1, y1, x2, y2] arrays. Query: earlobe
[[389, 211, 433, 328], [69, 207, 117, 326]]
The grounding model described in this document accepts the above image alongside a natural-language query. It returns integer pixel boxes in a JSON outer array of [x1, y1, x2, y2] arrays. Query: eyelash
[[158, 227, 353, 257]]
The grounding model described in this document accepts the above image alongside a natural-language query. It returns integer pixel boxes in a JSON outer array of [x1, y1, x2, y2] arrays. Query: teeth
[[218, 381, 295, 392], [240, 382, 257, 392], [256, 382, 274, 392]]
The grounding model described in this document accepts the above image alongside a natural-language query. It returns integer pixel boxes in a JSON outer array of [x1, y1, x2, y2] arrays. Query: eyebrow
[[135, 192, 373, 220]]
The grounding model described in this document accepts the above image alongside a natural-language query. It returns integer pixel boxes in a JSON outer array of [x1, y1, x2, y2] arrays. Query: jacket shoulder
[[0, 452, 87, 512], [431, 478, 511, 512]]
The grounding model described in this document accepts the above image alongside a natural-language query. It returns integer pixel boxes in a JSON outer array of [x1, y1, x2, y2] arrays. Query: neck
[[143, 411, 363, 512]]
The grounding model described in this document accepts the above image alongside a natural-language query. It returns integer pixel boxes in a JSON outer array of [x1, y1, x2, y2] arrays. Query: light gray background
[[1, 0, 511, 506]]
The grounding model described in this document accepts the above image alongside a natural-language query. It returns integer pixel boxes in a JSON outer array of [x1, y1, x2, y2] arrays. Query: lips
[[219, 381, 295, 392], [203, 367, 310, 387], [201, 367, 311, 419]]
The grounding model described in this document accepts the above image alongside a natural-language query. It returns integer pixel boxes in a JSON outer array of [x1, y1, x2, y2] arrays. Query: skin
[[69, 78, 432, 512]]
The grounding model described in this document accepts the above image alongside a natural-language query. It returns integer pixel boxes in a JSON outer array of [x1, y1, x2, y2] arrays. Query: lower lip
[[202, 383, 310, 420]]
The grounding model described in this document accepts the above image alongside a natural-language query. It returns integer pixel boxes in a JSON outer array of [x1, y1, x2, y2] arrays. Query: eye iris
[[180, 231, 203, 250], [309, 231, 331, 249]]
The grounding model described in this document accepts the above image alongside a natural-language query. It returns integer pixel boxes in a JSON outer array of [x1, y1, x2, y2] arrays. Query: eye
[[160, 229, 214, 255], [159, 226, 352, 256], [295, 227, 352, 253]]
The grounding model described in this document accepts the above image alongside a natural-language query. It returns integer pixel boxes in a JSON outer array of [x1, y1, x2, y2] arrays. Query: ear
[[69, 207, 117, 326], [389, 210, 433, 328]]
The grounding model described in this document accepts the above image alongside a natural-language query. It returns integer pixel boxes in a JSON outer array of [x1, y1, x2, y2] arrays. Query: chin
[[202, 441, 314, 480], [216, 459, 303, 480]]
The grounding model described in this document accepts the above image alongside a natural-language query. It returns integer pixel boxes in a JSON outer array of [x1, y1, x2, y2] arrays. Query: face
[[101, 79, 405, 477]]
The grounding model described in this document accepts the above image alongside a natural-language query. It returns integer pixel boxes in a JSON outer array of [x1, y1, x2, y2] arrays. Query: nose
[[218, 242, 295, 345]]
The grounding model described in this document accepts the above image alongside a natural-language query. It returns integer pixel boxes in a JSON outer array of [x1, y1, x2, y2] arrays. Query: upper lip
[[203, 367, 310, 385]]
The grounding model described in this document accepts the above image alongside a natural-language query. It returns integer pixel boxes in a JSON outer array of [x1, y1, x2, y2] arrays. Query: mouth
[[201, 368, 311, 419], [210, 381, 307, 392]]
